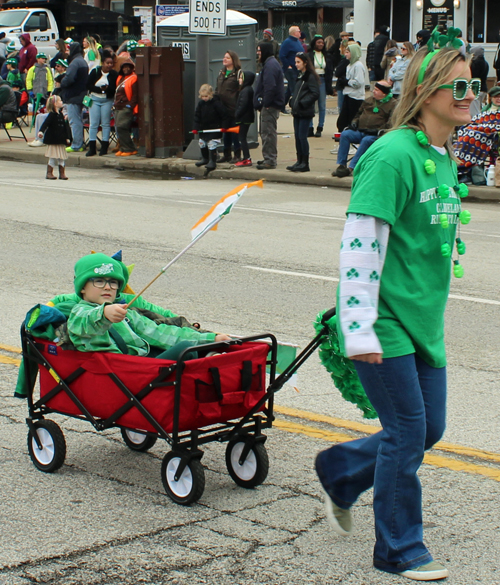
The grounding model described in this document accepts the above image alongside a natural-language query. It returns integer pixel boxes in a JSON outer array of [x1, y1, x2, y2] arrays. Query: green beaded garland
[[439, 213, 449, 229], [453, 261, 464, 278], [457, 183, 469, 198], [456, 238, 466, 255], [441, 242, 452, 257], [424, 159, 436, 174], [416, 131, 429, 146], [438, 184, 450, 199], [459, 210, 471, 225]]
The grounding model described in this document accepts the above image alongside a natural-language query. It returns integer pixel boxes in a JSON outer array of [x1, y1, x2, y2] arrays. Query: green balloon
[[453, 263, 464, 278], [441, 243, 452, 257], [459, 210, 471, 225]]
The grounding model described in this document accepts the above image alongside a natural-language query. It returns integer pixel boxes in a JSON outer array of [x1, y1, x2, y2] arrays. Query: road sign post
[[186, 0, 227, 160]]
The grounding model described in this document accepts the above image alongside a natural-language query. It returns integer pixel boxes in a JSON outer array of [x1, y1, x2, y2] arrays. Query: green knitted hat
[[74, 253, 128, 298]]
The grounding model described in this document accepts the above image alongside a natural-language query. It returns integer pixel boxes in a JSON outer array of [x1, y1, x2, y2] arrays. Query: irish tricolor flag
[[191, 180, 264, 241]]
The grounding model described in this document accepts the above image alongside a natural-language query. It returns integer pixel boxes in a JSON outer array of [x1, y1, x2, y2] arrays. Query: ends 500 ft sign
[[188, 0, 227, 35]]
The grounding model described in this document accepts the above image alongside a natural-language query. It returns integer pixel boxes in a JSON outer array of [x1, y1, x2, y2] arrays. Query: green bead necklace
[[416, 130, 470, 278]]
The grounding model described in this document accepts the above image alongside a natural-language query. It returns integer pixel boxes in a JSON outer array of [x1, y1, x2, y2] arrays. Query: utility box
[[135, 46, 184, 158], [156, 10, 258, 149]]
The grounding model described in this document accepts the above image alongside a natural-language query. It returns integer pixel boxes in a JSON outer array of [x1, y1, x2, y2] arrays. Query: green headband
[[417, 26, 463, 85]]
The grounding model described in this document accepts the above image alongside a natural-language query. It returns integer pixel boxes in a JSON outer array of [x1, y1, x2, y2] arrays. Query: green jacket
[[49, 292, 179, 319], [68, 300, 216, 355]]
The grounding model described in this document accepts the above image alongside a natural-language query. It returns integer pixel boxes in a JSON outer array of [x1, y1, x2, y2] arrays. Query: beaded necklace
[[416, 130, 470, 278]]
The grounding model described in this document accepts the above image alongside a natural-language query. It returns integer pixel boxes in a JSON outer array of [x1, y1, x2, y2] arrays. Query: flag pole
[[125, 214, 224, 308]]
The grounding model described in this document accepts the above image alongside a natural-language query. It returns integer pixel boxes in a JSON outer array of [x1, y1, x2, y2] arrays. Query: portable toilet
[[157, 10, 258, 152]]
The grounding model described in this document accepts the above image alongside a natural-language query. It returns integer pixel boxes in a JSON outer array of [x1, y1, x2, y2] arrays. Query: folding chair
[[1, 92, 27, 141]]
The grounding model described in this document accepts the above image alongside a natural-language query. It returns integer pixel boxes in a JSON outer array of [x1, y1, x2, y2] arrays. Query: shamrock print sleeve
[[338, 213, 389, 358]]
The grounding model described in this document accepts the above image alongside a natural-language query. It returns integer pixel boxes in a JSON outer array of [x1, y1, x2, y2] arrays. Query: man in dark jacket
[[254, 42, 285, 170], [279, 26, 303, 107], [332, 80, 395, 177], [372, 26, 389, 81], [60, 42, 89, 152], [0, 77, 17, 124]]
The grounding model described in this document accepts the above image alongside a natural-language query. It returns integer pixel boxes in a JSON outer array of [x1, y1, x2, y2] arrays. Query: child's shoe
[[46, 165, 56, 180], [235, 158, 252, 167]]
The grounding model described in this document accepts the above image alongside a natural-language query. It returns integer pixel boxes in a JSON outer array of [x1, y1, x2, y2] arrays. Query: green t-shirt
[[338, 128, 461, 368]]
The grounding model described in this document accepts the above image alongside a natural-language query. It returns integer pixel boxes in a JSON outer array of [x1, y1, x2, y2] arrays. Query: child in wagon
[[67, 253, 230, 360]]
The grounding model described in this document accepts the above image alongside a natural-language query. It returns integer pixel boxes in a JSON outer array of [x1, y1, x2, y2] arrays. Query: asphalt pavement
[[1, 162, 500, 584]]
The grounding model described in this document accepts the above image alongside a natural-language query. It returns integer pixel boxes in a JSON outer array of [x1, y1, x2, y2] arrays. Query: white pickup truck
[[0, 1, 141, 58], [0, 8, 59, 58]]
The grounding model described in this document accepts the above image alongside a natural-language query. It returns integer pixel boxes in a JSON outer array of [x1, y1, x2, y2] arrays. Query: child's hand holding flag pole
[[126, 180, 264, 308]]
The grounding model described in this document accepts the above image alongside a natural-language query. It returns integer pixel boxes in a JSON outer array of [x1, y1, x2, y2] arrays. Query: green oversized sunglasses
[[438, 78, 481, 100]]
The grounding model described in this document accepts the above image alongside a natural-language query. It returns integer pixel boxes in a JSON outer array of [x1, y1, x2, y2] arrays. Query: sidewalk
[[1, 100, 499, 201]]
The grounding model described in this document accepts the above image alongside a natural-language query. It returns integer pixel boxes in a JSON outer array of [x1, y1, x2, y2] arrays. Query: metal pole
[[195, 35, 210, 101]]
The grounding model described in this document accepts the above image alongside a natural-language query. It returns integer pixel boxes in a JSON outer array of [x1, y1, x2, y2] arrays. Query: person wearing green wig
[[336, 43, 367, 132]]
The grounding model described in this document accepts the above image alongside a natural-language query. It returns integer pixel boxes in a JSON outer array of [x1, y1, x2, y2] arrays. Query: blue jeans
[[88, 96, 113, 141], [315, 354, 446, 574], [337, 89, 344, 113], [310, 76, 326, 129], [293, 116, 312, 157], [66, 103, 84, 149], [337, 129, 378, 168]]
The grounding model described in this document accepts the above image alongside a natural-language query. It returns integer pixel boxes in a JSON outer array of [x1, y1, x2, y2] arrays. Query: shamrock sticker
[[346, 268, 359, 279]]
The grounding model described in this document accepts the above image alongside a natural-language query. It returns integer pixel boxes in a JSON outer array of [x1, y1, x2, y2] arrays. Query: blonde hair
[[199, 83, 213, 98], [46, 95, 59, 113], [390, 47, 471, 153], [402, 41, 415, 58]]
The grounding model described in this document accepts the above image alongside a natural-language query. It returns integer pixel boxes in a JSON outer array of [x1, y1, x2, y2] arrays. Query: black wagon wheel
[[120, 428, 158, 452], [161, 451, 205, 506], [27, 420, 66, 473], [225, 439, 269, 489]]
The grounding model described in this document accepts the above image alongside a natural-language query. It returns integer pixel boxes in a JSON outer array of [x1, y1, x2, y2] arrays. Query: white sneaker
[[29, 139, 44, 147], [321, 487, 353, 536], [399, 561, 449, 581]]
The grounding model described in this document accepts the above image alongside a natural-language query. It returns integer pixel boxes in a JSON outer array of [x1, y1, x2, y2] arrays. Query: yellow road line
[[0, 355, 22, 366], [274, 404, 500, 465], [0, 343, 22, 354], [274, 419, 500, 482]]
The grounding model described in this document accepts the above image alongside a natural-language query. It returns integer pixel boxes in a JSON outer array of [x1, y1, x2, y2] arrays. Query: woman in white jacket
[[336, 43, 367, 131], [389, 42, 415, 98]]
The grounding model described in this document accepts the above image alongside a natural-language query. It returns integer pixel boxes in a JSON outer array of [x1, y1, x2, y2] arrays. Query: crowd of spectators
[[2, 24, 500, 181]]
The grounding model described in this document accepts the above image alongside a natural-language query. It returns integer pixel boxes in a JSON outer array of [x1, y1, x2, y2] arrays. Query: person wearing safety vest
[[113, 58, 138, 156]]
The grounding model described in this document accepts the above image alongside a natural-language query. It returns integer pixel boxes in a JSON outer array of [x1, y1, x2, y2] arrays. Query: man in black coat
[[254, 42, 285, 170], [60, 42, 89, 152], [372, 26, 390, 81]]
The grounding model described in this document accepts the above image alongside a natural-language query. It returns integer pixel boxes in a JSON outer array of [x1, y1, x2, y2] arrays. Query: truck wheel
[[161, 452, 205, 506], [27, 420, 66, 473], [121, 428, 157, 452], [226, 439, 269, 488]]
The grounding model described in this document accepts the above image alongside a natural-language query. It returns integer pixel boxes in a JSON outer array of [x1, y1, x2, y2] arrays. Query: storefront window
[[375, 0, 410, 42], [468, 0, 500, 43]]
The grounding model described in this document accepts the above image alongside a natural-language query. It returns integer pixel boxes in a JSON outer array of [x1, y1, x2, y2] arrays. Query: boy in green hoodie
[[67, 254, 230, 360]]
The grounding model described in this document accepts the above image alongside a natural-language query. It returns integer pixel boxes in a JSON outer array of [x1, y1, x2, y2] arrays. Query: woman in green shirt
[[315, 44, 477, 581]]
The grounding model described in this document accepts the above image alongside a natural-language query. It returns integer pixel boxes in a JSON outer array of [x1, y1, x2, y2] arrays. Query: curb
[[1, 147, 499, 200]]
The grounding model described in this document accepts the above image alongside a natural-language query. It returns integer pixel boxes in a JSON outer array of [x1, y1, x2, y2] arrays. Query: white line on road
[[244, 265, 500, 306]]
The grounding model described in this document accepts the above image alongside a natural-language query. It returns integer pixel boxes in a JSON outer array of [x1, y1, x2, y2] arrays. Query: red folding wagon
[[21, 310, 335, 505]]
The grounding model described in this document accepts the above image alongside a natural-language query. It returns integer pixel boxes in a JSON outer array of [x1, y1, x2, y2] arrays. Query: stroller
[[21, 307, 336, 505]]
